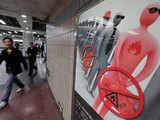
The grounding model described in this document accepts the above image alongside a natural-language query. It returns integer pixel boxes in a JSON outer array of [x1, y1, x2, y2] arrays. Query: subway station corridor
[[0, 0, 159, 120]]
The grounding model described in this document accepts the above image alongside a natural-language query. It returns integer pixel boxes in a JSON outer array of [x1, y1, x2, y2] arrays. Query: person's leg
[[29, 58, 34, 76], [91, 66, 103, 93], [41, 51, 44, 58], [14, 77, 24, 88], [33, 64, 37, 71], [87, 68, 97, 91], [91, 61, 107, 96], [93, 95, 102, 110], [99, 105, 109, 118], [13, 76, 25, 93], [90, 72, 99, 93], [33, 58, 37, 71], [1, 74, 15, 102]]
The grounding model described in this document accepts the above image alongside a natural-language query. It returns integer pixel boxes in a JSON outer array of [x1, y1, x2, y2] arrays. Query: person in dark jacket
[[0, 37, 28, 109], [27, 42, 38, 77]]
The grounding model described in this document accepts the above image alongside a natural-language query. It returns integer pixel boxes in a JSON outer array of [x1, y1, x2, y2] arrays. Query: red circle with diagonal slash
[[98, 67, 144, 119], [81, 45, 96, 68]]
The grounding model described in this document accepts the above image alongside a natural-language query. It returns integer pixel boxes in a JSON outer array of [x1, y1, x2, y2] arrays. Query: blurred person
[[0, 37, 28, 109], [15, 42, 20, 50], [27, 42, 38, 77], [40, 43, 45, 58], [35, 43, 41, 56]]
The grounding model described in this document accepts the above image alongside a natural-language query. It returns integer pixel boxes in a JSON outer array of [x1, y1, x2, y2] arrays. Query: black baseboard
[[73, 91, 103, 120]]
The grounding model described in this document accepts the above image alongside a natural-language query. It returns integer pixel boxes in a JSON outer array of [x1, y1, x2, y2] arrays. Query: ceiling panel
[[0, 0, 67, 21], [0, 15, 21, 27], [32, 17, 46, 31]]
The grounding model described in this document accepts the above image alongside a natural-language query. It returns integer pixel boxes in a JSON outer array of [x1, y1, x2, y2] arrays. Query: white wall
[[0, 36, 5, 48], [47, 24, 76, 120]]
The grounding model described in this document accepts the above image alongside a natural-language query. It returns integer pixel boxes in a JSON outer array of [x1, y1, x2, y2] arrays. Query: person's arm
[[135, 50, 159, 82], [27, 48, 32, 57], [127, 48, 159, 87], [19, 51, 28, 70]]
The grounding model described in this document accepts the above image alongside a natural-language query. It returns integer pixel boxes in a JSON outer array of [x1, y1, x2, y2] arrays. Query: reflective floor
[[0, 57, 62, 120]]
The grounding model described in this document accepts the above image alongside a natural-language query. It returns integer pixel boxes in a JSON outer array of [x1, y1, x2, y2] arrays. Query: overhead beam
[[0, 25, 22, 31], [77, 0, 104, 14], [0, 7, 46, 20], [48, 0, 72, 22], [0, 25, 45, 34]]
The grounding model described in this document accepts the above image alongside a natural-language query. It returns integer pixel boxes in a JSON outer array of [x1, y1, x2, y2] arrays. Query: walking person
[[0, 37, 28, 109], [27, 42, 38, 77]]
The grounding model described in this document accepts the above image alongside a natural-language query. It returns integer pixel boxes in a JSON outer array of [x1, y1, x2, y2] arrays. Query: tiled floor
[[0, 83, 62, 120]]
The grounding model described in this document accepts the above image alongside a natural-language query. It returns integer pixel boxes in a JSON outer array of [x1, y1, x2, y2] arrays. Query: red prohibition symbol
[[98, 67, 144, 119], [81, 45, 96, 68]]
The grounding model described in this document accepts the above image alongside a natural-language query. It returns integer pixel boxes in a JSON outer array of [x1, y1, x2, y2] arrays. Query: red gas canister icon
[[81, 45, 96, 72]]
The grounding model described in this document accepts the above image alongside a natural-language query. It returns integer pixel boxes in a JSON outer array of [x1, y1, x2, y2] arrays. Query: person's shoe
[[16, 88, 24, 93], [0, 101, 8, 109]]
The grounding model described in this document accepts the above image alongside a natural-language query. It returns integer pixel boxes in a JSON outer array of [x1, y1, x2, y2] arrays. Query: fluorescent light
[[14, 39, 23, 42], [20, 30, 24, 32], [0, 19, 6, 25], [8, 31, 12, 34], [23, 20, 27, 23], [21, 14, 27, 18], [14, 31, 18, 33], [32, 32, 36, 34]]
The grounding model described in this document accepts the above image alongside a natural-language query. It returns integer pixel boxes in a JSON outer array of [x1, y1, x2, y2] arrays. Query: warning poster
[[75, 0, 160, 119]]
